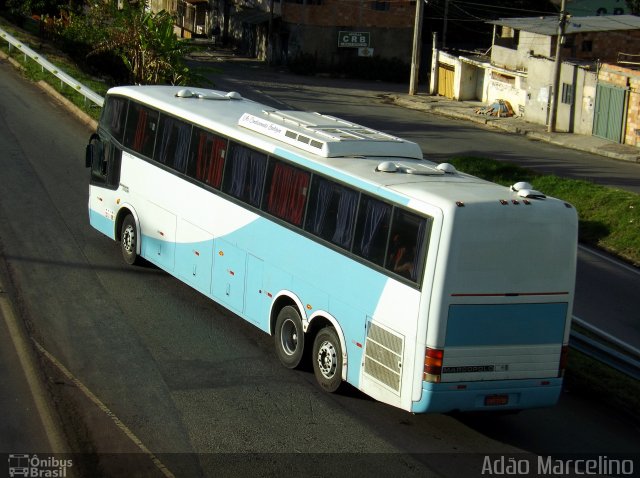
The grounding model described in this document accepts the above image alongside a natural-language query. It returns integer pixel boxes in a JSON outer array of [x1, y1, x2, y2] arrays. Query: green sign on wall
[[338, 31, 370, 48]]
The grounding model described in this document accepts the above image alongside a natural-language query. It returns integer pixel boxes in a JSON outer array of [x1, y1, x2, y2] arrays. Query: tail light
[[558, 344, 569, 377], [423, 347, 444, 383]]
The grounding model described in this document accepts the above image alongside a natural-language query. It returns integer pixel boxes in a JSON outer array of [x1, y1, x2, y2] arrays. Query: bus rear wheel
[[274, 306, 304, 369], [312, 327, 343, 393], [121, 215, 140, 265]]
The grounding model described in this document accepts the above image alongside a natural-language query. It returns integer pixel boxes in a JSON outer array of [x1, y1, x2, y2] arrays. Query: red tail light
[[558, 344, 569, 377], [424, 347, 444, 383]]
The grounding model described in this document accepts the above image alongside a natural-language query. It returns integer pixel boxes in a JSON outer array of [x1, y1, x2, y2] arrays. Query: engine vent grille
[[364, 322, 404, 394]]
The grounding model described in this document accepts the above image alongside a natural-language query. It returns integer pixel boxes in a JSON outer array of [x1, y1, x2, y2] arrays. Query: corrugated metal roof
[[488, 14, 640, 36]]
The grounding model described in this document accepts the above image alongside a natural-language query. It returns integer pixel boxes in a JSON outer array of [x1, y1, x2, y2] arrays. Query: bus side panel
[[174, 219, 214, 295], [89, 204, 116, 240]]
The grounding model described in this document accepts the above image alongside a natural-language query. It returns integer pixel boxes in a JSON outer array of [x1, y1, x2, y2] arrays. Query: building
[[151, 0, 417, 66], [431, 15, 640, 144]]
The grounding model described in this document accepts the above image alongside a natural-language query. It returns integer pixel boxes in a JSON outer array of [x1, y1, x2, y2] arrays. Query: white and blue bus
[[86, 85, 577, 413]]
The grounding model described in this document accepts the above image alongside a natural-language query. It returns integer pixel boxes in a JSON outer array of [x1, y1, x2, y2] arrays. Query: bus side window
[[101, 96, 128, 144], [262, 160, 310, 226], [155, 114, 191, 173], [89, 137, 121, 190], [353, 195, 391, 266], [222, 142, 267, 208], [186, 127, 227, 189], [123, 102, 159, 159], [305, 176, 358, 250], [385, 209, 429, 282]]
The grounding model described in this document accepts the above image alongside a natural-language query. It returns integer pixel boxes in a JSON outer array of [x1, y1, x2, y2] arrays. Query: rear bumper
[[411, 378, 563, 413]]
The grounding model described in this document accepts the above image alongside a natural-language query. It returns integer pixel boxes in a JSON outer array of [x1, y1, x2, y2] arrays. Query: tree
[[82, 2, 192, 85], [626, 0, 640, 14]]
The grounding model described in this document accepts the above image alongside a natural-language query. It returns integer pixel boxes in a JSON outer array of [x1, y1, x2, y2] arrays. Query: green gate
[[593, 83, 627, 143]]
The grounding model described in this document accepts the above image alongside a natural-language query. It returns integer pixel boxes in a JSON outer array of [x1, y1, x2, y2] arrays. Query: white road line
[[0, 287, 68, 455], [578, 244, 640, 276], [32, 340, 176, 478]]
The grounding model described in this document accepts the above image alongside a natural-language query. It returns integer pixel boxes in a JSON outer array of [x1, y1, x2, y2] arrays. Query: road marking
[[0, 286, 68, 455], [32, 340, 176, 478], [578, 244, 640, 277]]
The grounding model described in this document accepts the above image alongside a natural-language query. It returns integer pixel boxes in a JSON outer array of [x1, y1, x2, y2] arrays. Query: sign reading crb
[[338, 31, 370, 48]]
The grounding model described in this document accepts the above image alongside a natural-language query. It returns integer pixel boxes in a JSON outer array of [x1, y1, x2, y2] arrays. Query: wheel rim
[[280, 318, 299, 356], [122, 225, 136, 254], [317, 340, 338, 379]]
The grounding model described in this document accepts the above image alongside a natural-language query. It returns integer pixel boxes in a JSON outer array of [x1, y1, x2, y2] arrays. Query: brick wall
[[281, 0, 415, 28]]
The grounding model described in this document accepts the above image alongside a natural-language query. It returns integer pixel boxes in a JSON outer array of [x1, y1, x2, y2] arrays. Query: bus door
[[86, 133, 122, 238]]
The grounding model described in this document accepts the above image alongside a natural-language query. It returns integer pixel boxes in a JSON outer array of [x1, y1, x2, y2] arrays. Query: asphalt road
[[0, 58, 639, 478]]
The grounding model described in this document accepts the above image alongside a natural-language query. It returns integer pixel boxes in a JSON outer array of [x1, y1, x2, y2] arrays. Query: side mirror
[[86, 133, 100, 168], [85, 143, 94, 168]]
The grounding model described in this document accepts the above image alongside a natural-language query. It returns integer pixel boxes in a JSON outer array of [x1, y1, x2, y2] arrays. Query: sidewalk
[[389, 93, 640, 164]]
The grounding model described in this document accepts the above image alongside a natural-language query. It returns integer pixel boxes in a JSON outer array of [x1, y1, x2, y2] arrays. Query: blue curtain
[[228, 145, 266, 207], [331, 188, 358, 248], [308, 178, 333, 235], [359, 199, 389, 259]]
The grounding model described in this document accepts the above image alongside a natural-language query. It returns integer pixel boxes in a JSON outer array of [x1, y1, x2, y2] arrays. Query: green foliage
[[449, 157, 640, 266], [54, 2, 193, 85], [627, 0, 640, 14]]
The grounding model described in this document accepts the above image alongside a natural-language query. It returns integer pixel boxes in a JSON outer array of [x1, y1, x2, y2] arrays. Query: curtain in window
[[227, 145, 266, 207], [107, 98, 125, 138], [359, 199, 389, 259], [307, 178, 333, 236], [157, 117, 190, 171], [194, 133, 225, 188], [267, 162, 310, 226], [411, 219, 427, 282], [331, 188, 358, 248], [133, 109, 148, 152]]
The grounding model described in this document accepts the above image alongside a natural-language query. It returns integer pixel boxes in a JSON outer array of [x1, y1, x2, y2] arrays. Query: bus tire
[[274, 306, 304, 369], [121, 215, 140, 265], [312, 326, 343, 393]]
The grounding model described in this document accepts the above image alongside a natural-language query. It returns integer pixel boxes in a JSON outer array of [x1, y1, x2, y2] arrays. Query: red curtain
[[195, 132, 226, 189], [267, 162, 310, 226]]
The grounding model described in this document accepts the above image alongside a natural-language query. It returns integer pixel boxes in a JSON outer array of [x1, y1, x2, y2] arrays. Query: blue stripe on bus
[[411, 378, 563, 413], [445, 303, 568, 347], [138, 215, 395, 389], [89, 209, 115, 239]]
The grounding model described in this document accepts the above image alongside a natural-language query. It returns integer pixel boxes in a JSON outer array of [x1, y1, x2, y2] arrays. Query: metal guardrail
[[0, 26, 104, 108], [570, 316, 640, 381]]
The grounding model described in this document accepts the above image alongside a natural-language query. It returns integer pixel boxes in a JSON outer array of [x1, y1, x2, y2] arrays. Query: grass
[[449, 157, 640, 266]]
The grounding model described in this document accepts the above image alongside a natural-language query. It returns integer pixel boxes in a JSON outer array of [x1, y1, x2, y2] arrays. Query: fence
[[0, 26, 104, 108]]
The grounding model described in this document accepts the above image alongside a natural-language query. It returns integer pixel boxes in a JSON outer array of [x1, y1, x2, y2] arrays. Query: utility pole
[[548, 0, 568, 133], [442, 0, 449, 49], [409, 0, 424, 95]]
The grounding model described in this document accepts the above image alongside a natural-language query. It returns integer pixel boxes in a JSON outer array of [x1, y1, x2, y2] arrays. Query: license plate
[[485, 394, 509, 406]]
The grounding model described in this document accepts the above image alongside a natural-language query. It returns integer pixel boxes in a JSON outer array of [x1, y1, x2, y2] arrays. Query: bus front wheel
[[274, 306, 304, 369], [312, 327, 343, 393], [121, 215, 140, 265]]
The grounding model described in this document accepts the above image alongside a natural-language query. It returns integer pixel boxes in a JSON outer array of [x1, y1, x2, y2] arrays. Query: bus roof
[[107, 85, 566, 213]]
